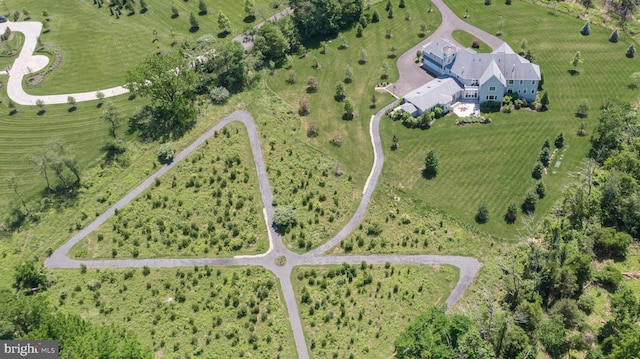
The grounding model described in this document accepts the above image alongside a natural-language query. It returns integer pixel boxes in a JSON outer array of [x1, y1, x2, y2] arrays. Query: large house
[[403, 38, 541, 116]]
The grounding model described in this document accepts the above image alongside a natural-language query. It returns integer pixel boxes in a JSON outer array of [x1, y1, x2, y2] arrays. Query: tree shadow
[[568, 69, 580, 76], [189, 26, 200, 33], [342, 113, 354, 121], [68, 106, 77, 113], [140, 8, 148, 14], [504, 214, 516, 224], [199, 11, 209, 16], [217, 31, 229, 39], [37, 109, 47, 116], [171, 14, 179, 19], [243, 15, 256, 23], [422, 168, 437, 180]]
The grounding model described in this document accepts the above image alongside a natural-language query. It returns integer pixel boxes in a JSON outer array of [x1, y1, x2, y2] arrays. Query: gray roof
[[422, 38, 458, 62], [399, 103, 419, 115], [427, 40, 541, 82], [404, 78, 462, 112], [479, 59, 506, 86]]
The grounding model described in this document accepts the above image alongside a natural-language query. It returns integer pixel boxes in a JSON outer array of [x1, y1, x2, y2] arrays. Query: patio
[[451, 101, 480, 117]]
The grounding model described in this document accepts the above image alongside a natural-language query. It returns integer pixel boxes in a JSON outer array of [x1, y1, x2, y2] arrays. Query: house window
[[489, 86, 496, 91], [532, 80, 535, 84], [507, 89, 513, 94], [508, 80, 514, 84], [519, 80, 523, 85]]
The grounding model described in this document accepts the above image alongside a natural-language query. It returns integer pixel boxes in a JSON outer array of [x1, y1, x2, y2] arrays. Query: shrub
[[307, 76, 318, 92], [505, 203, 518, 223], [273, 206, 297, 233], [157, 143, 175, 164], [475, 203, 489, 223], [577, 295, 594, 315], [576, 103, 588, 118], [209, 86, 230, 104], [594, 265, 622, 290], [609, 29, 619, 43], [307, 122, 319, 137], [472, 40, 480, 48], [298, 98, 310, 116], [592, 227, 633, 259]]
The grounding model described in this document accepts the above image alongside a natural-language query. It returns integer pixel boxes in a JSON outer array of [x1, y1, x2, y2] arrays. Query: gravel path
[[36, 1, 499, 357], [392, 0, 505, 97]]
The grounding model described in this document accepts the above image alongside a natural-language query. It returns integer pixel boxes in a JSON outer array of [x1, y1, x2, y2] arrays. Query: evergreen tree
[[399, 0, 406, 8], [386, 0, 393, 11], [541, 91, 549, 110], [580, 21, 591, 35], [536, 181, 546, 198], [372, 10, 380, 22], [554, 132, 565, 148], [610, 29, 619, 43], [424, 150, 439, 178], [626, 43, 636, 58]]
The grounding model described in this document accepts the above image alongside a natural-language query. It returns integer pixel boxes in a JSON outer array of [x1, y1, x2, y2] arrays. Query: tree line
[[395, 98, 640, 358]]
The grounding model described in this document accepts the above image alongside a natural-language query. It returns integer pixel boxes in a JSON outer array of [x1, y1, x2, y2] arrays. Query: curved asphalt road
[[37, 0, 509, 357]]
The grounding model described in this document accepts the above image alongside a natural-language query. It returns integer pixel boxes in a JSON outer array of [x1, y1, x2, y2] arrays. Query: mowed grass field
[[14, 0, 277, 94], [452, 29, 491, 53], [49, 266, 296, 359], [267, 0, 442, 180], [0, 94, 144, 210], [372, 0, 640, 239], [292, 263, 458, 358]]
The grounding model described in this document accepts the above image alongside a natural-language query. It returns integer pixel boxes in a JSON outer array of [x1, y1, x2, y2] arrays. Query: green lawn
[[13, 0, 278, 94], [366, 0, 640, 239], [49, 266, 296, 358], [452, 29, 492, 53], [70, 122, 269, 259], [0, 93, 144, 211], [267, 0, 442, 181], [292, 263, 458, 358], [0, 32, 24, 70]]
